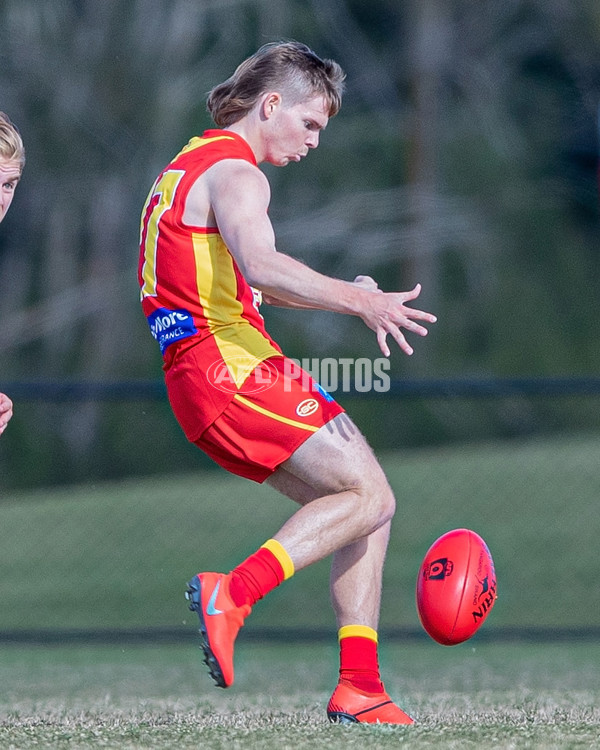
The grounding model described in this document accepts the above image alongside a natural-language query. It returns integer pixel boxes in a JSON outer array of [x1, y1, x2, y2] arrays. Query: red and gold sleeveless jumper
[[139, 130, 343, 480], [138, 130, 283, 440]]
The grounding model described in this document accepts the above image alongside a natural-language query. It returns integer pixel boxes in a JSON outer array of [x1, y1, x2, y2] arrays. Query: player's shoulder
[[207, 157, 270, 198]]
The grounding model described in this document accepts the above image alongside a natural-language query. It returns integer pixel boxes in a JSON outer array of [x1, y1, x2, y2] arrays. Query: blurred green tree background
[[0, 0, 598, 488]]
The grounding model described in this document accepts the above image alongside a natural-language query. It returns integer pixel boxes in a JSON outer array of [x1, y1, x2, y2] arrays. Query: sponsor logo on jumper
[[424, 557, 454, 581], [147, 307, 197, 354], [206, 356, 280, 394]]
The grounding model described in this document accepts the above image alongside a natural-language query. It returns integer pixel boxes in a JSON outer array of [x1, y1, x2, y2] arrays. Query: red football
[[416, 528, 497, 645]]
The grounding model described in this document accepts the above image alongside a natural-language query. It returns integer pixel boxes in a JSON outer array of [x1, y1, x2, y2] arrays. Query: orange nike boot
[[327, 680, 414, 724], [185, 572, 251, 688]]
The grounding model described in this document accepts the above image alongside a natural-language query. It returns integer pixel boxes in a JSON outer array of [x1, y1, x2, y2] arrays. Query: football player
[[0, 111, 25, 437], [139, 42, 436, 724]]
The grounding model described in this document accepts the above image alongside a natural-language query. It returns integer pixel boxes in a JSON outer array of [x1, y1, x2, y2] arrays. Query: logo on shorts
[[207, 356, 279, 394], [296, 398, 319, 417]]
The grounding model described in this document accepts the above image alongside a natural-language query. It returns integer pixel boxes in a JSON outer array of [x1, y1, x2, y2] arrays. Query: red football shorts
[[194, 356, 344, 482]]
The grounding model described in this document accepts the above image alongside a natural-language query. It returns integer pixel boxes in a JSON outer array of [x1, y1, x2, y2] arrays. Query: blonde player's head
[[0, 112, 25, 171], [0, 112, 25, 223]]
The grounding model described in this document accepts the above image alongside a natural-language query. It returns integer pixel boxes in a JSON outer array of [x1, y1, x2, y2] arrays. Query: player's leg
[[268, 473, 413, 724], [266, 457, 390, 629], [266, 413, 396, 575], [186, 414, 392, 690], [184, 358, 409, 719], [266, 428, 413, 724], [326, 521, 412, 724]]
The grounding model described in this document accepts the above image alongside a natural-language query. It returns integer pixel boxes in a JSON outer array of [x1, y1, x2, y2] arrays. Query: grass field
[[2, 641, 600, 748], [1, 433, 600, 745]]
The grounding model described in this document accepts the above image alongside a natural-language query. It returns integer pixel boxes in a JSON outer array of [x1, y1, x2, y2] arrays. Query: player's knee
[[374, 481, 396, 526], [354, 475, 395, 533]]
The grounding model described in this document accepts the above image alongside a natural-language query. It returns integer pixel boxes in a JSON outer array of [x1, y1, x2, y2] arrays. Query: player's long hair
[[0, 112, 25, 170], [207, 41, 345, 127]]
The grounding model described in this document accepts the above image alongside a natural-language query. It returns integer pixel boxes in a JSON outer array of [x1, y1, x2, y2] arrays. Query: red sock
[[228, 545, 288, 608], [339, 634, 384, 694]]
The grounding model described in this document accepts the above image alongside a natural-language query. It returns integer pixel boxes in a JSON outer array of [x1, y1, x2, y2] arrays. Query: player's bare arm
[[200, 159, 437, 356], [262, 275, 380, 309]]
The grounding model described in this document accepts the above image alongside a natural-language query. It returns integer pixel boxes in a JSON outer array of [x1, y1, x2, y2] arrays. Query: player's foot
[[185, 572, 251, 688], [327, 680, 414, 725]]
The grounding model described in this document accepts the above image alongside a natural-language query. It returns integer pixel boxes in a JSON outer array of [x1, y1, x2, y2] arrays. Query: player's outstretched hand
[[0, 392, 13, 436], [352, 275, 382, 293], [360, 283, 437, 357]]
